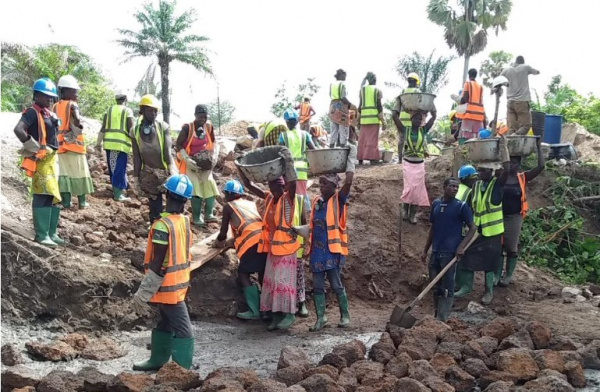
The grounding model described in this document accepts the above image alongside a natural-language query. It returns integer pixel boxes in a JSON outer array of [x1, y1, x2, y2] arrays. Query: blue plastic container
[[543, 115, 563, 144]]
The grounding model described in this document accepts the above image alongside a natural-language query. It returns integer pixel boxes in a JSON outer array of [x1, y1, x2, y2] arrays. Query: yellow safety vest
[[456, 183, 471, 202], [472, 178, 504, 237], [404, 127, 425, 159], [103, 105, 133, 154], [134, 120, 168, 170], [330, 81, 345, 100], [400, 87, 420, 126], [282, 129, 309, 181], [360, 85, 380, 125]]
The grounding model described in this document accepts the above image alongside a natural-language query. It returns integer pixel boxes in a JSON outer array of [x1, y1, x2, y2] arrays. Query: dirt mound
[[561, 122, 600, 162], [220, 120, 251, 138]]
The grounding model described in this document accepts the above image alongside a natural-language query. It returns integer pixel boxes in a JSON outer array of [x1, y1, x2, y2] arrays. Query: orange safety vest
[[144, 214, 193, 304], [177, 121, 214, 174], [53, 100, 85, 154], [517, 172, 529, 218], [258, 192, 300, 256], [229, 199, 264, 258], [308, 191, 349, 256], [20, 106, 49, 178], [462, 81, 485, 122], [299, 103, 312, 124]]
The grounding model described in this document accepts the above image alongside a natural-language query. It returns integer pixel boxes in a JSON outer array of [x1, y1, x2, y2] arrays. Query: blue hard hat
[[32, 78, 58, 98], [164, 174, 193, 199], [478, 129, 492, 139], [224, 180, 244, 195], [458, 165, 477, 179], [283, 108, 299, 121]]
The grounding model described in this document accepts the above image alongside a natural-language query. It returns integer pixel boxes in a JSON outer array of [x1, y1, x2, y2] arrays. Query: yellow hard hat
[[449, 110, 457, 120], [139, 94, 160, 109], [407, 72, 421, 86]]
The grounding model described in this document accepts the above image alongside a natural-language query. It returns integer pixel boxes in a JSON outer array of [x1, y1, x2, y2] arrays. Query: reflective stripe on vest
[[282, 129, 309, 180], [463, 81, 485, 122], [457, 183, 472, 202], [144, 214, 192, 304], [400, 87, 419, 126], [258, 193, 300, 256], [20, 106, 49, 177], [404, 127, 425, 159], [53, 100, 85, 154], [229, 199, 263, 258], [135, 120, 168, 169], [472, 178, 504, 237], [103, 105, 132, 154], [330, 82, 344, 100], [308, 191, 348, 256], [299, 103, 312, 123], [517, 172, 529, 218], [360, 85, 380, 125]]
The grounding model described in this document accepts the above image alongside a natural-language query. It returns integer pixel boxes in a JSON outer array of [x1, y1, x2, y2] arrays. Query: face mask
[[143, 124, 155, 135]]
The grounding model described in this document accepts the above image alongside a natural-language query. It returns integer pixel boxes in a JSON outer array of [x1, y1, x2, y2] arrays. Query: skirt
[[357, 124, 381, 160], [260, 252, 298, 313], [297, 259, 306, 304], [503, 214, 524, 254], [187, 168, 219, 199], [458, 234, 503, 272], [238, 244, 267, 274], [31, 151, 61, 203], [401, 160, 430, 207], [58, 152, 94, 196], [107, 150, 129, 190]]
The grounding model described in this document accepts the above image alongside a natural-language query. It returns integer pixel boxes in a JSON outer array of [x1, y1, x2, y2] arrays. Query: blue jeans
[[428, 252, 457, 298], [313, 268, 344, 295]]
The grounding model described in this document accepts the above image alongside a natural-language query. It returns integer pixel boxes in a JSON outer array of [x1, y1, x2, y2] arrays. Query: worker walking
[[357, 72, 385, 164], [257, 118, 288, 147], [458, 69, 487, 144], [13, 78, 64, 247], [396, 73, 421, 156], [53, 75, 94, 209], [328, 69, 354, 147], [132, 174, 195, 370], [295, 97, 316, 132], [96, 92, 135, 202], [501, 56, 540, 135], [131, 94, 178, 224], [176, 104, 220, 227]]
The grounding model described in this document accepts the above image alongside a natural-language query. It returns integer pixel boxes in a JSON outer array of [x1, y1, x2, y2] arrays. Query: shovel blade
[[389, 305, 417, 328]]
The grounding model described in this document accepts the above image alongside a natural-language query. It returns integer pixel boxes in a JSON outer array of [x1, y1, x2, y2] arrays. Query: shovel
[[389, 232, 479, 328]]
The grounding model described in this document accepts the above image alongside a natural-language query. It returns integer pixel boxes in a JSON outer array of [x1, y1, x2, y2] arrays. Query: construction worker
[[53, 75, 94, 209], [328, 69, 354, 147], [279, 109, 316, 198], [457, 165, 478, 204], [498, 139, 545, 286], [396, 72, 421, 156], [13, 78, 64, 247], [131, 94, 178, 224], [309, 124, 328, 148], [257, 118, 288, 147], [422, 178, 476, 322], [132, 174, 195, 370], [295, 97, 316, 132], [96, 92, 135, 202], [501, 56, 540, 135], [459, 69, 487, 144], [455, 136, 510, 305], [176, 104, 220, 227], [358, 72, 385, 164]]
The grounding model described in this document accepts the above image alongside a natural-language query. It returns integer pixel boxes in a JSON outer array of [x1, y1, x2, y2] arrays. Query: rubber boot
[[171, 337, 194, 369], [454, 269, 474, 298], [494, 255, 504, 286], [133, 329, 173, 371], [191, 197, 205, 227], [436, 297, 454, 322], [113, 188, 131, 202], [402, 203, 410, 221], [298, 302, 309, 318], [309, 294, 328, 332], [204, 197, 218, 223], [277, 313, 296, 330], [32, 207, 58, 248], [61, 192, 72, 209], [78, 194, 89, 209], [481, 272, 495, 305], [267, 312, 284, 331], [433, 296, 440, 318], [48, 206, 65, 245], [236, 285, 260, 320], [499, 257, 518, 287], [336, 290, 350, 328], [408, 205, 418, 224]]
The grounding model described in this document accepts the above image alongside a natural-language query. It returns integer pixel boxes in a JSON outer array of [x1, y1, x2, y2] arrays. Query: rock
[[125, 199, 142, 209], [498, 330, 535, 351], [577, 340, 600, 370], [1, 367, 40, 390], [429, 353, 457, 377], [204, 367, 259, 389], [408, 359, 437, 382], [538, 369, 567, 381], [534, 349, 565, 372], [482, 381, 513, 392], [200, 377, 245, 392], [526, 321, 552, 349], [337, 368, 358, 392], [1, 343, 24, 366], [479, 318, 517, 341], [564, 360, 586, 388], [396, 326, 438, 360], [80, 337, 125, 360], [414, 317, 452, 338], [435, 342, 463, 362], [523, 375, 575, 392], [563, 297, 576, 304], [59, 333, 89, 351], [319, 353, 347, 371], [304, 365, 339, 381], [473, 336, 499, 356], [278, 346, 313, 370], [421, 377, 455, 392], [368, 342, 395, 365], [582, 289, 593, 299], [385, 324, 405, 348], [155, 362, 202, 390], [235, 136, 254, 150], [12, 387, 36, 392], [84, 233, 103, 244], [350, 360, 384, 383], [445, 365, 475, 392], [549, 336, 581, 351], [331, 340, 366, 366], [561, 287, 582, 299], [575, 295, 587, 302], [485, 352, 501, 370], [275, 366, 306, 387], [221, 161, 237, 176], [359, 374, 399, 390], [478, 371, 518, 390], [384, 352, 412, 378], [286, 386, 306, 392], [130, 247, 146, 271], [107, 373, 154, 392], [439, 329, 479, 345], [461, 358, 489, 378], [395, 378, 431, 392], [589, 284, 600, 296], [298, 374, 344, 392], [141, 386, 180, 392], [70, 235, 85, 246], [559, 351, 583, 366], [37, 370, 84, 392], [248, 379, 288, 392], [77, 367, 113, 392], [497, 348, 539, 382], [461, 340, 487, 361], [25, 341, 78, 362]]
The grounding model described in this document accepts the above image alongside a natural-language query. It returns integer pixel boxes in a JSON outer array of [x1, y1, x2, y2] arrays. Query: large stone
[[59, 333, 90, 351], [319, 353, 347, 370], [561, 287, 582, 299], [37, 370, 84, 392], [298, 374, 344, 392], [409, 359, 437, 382], [80, 337, 126, 361], [473, 337, 498, 356], [359, 374, 399, 391], [1, 343, 24, 366], [77, 367, 113, 392], [395, 378, 431, 392], [549, 336, 581, 351], [107, 373, 154, 392], [141, 386, 180, 392], [436, 342, 463, 362], [286, 386, 306, 392], [413, 316, 452, 338], [589, 284, 600, 296], [248, 379, 288, 392], [204, 367, 259, 389], [482, 381, 513, 392], [559, 351, 583, 366], [278, 346, 313, 370], [350, 360, 384, 383], [497, 348, 539, 382], [331, 340, 366, 366], [396, 326, 438, 360], [304, 365, 339, 381], [461, 340, 487, 361], [577, 340, 600, 369], [385, 324, 405, 348], [523, 375, 575, 392], [337, 368, 358, 392], [478, 371, 518, 390], [439, 329, 479, 345], [538, 369, 568, 381], [534, 349, 566, 372], [527, 321, 552, 349], [25, 341, 78, 362], [564, 361, 586, 388], [461, 358, 489, 378], [445, 365, 475, 392], [384, 352, 412, 378], [12, 387, 36, 392], [479, 318, 516, 341], [430, 353, 457, 377], [421, 377, 455, 392], [368, 333, 395, 365], [155, 361, 202, 390], [1, 367, 41, 390], [275, 366, 306, 387], [498, 330, 535, 351], [200, 377, 245, 392]]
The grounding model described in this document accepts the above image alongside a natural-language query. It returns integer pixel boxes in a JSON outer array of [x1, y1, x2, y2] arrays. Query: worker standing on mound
[[396, 73, 421, 156], [295, 97, 316, 131], [458, 69, 487, 144], [357, 72, 385, 164], [132, 174, 194, 371], [501, 56, 540, 135], [329, 69, 354, 147]]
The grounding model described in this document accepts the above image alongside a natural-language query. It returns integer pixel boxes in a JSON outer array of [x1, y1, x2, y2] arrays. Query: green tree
[[207, 99, 236, 128], [479, 50, 513, 89], [117, 0, 213, 124], [271, 78, 320, 117], [135, 62, 161, 98], [387, 50, 455, 94], [427, 0, 513, 82]]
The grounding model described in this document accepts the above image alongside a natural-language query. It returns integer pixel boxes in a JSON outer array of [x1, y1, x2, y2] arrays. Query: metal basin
[[306, 148, 349, 175], [506, 135, 539, 157], [465, 138, 500, 162], [235, 147, 284, 183], [399, 93, 436, 113]]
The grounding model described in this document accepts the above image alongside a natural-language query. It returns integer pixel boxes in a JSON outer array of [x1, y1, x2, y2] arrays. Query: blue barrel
[[543, 115, 563, 144]]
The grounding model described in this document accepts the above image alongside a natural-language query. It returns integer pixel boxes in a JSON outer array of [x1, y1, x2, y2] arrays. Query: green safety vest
[[360, 85, 380, 125], [282, 129, 309, 181], [103, 105, 133, 154], [472, 178, 504, 237], [404, 127, 425, 159], [456, 183, 472, 202], [330, 81, 345, 100], [134, 120, 168, 170], [400, 87, 420, 126]]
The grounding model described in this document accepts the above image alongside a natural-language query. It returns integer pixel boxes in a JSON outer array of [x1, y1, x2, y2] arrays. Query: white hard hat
[[57, 75, 81, 90], [492, 75, 509, 88]]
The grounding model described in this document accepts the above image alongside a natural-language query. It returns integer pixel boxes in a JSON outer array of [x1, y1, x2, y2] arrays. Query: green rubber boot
[[204, 197, 218, 223], [298, 302, 309, 318], [78, 195, 89, 209], [454, 269, 474, 298], [267, 312, 284, 331], [337, 290, 350, 328], [482, 272, 495, 305], [309, 294, 328, 332], [408, 205, 418, 224], [61, 192, 72, 209], [499, 257, 518, 287], [48, 206, 65, 245], [133, 329, 173, 371], [191, 197, 205, 227], [402, 203, 409, 221], [171, 337, 195, 369], [494, 255, 504, 286], [277, 313, 296, 330], [113, 188, 131, 202], [32, 207, 58, 248], [237, 285, 260, 320]]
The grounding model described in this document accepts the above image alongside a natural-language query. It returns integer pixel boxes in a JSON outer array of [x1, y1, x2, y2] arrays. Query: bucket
[[531, 111, 546, 137], [543, 115, 563, 144], [381, 150, 394, 163]]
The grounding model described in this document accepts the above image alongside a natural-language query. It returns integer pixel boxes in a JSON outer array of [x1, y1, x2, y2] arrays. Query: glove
[[132, 294, 151, 315], [278, 147, 297, 181], [346, 143, 357, 173], [180, 150, 199, 172], [23, 137, 40, 154], [292, 225, 310, 239], [499, 135, 509, 163], [132, 270, 164, 314]]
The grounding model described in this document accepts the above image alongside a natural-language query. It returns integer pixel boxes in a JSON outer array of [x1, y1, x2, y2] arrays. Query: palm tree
[[117, 0, 213, 123], [386, 50, 455, 94], [427, 0, 512, 83]]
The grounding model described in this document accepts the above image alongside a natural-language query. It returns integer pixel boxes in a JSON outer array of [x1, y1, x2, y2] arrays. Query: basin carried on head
[[506, 135, 539, 157], [235, 147, 284, 183], [465, 138, 500, 162], [398, 93, 436, 113], [306, 148, 349, 175]]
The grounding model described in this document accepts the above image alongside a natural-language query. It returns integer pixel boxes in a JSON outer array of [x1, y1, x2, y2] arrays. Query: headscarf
[[321, 174, 340, 187]]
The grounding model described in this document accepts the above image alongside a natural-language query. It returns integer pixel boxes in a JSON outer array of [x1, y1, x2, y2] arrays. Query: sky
[[2, 0, 600, 128]]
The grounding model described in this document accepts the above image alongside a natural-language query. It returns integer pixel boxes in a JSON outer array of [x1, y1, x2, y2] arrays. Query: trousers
[[428, 252, 457, 298], [507, 100, 532, 135], [313, 268, 344, 295], [330, 122, 349, 146], [156, 302, 193, 338]]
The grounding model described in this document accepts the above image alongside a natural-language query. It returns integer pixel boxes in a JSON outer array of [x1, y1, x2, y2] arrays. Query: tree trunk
[[159, 57, 170, 124], [462, 55, 470, 84]]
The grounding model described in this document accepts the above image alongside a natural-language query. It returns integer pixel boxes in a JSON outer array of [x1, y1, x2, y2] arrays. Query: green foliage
[[207, 100, 236, 128], [135, 62, 161, 98], [271, 78, 320, 117], [388, 51, 455, 94], [319, 113, 331, 131], [479, 50, 513, 89]]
